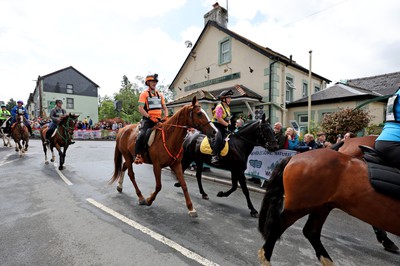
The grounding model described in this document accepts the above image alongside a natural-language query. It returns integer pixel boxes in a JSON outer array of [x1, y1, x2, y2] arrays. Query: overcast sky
[[1, 0, 400, 103]]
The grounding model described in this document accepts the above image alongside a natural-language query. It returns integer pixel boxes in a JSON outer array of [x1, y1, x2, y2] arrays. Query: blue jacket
[[11, 105, 29, 120], [288, 134, 299, 150], [377, 89, 400, 142]]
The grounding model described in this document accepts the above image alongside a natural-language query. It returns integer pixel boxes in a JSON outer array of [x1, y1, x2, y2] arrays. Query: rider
[[10, 100, 33, 136], [211, 89, 233, 165], [133, 73, 168, 164], [375, 86, 400, 167], [374, 86, 400, 252], [0, 104, 11, 129], [44, 99, 72, 145]]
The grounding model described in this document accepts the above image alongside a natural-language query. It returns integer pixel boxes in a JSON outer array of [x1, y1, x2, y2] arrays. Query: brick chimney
[[204, 2, 228, 28]]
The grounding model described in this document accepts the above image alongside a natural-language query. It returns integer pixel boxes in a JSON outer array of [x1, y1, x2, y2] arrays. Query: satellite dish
[[184, 40, 192, 48]]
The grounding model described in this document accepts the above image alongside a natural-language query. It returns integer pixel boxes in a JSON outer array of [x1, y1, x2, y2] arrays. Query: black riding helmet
[[218, 89, 233, 100]]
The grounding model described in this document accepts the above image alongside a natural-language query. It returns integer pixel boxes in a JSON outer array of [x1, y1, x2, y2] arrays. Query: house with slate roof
[[287, 71, 400, 128], [28, 66, 100, 122], [167, 3, 331, 127]]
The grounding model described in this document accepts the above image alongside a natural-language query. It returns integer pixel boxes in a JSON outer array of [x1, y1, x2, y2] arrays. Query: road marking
[[0, 153, 19, 166], [53, 163, 73, 186], [86, 198, 219, 266]]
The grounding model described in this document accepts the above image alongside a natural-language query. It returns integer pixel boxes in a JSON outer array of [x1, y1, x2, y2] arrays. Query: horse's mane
[[59, 113, 78, 125], [163, 104, 193, 125]]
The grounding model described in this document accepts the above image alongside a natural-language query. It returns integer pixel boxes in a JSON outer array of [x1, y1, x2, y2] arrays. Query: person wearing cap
[[10, 100, 33, 136], [210, 89, 233, 165], [0, 104, 11, 127], [44, 99, 67, 144], [315, 131, 327, 148], [134, 73, 168, 164]]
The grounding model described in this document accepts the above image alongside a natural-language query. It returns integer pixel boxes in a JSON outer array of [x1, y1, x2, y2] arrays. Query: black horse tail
[[109, 142, 123, 184], [258, 156, 292, 240]]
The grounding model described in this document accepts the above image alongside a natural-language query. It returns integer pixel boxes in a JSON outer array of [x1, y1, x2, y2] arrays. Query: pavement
[[182, 165, 266, 194]]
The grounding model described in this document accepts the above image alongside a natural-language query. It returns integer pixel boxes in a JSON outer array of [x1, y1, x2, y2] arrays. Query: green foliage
[[320, 107, 372, 141], [98, 74, 171, 123], [6, 98, 16, 110]]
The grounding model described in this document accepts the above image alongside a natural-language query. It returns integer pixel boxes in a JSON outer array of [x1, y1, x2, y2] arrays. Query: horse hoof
[[50, 159, 54, 162], [59, 166, 63, 170], [116, 186, 122, 193], [258, 248, 271, 266], [174, 182, 181, 187], [45, 161, 49, 165], [217, 191, 224, 197], [188, 209, 198, 217], [383, 239, 399, 253], [139, 199, 147, 205], [250, 211, 259, 218], [202, 195, 209, 200]]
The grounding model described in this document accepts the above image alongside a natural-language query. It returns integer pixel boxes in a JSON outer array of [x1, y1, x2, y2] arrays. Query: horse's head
[[239, 113, 279, 151], [187, 96, 216, 138], [59, 113, 79, 134]]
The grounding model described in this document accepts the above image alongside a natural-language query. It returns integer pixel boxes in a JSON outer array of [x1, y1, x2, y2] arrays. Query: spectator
[[234, 118, 244, 132], [296, 133, 318, 152], [273, 122, 286, 149], [112, 121, 118, 131], [315, 132, 327, 148], [284, 127, 299, 150]]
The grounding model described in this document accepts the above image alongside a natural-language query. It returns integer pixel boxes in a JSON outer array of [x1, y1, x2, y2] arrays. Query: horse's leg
[[125, 159, 146, 204], [117, 162, 127, 193], [217, 167, 239, 197], [259, 210, 309, 265], [373, 226, 399, 252], [42, 140, 49, 164], [235, 171, 258, 217], [145, 163, 163, 207], [24, 138, 29, 151], [170, 163, 197, 217], [58, 145, 68, 170], [194, 160, 208, 199], [302, 207, 335, 265]]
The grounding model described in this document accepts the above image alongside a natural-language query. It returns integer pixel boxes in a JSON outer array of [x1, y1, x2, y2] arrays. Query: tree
[[320, 107, 373, 141], [6, 98, 16, 110], [98, 95, 115, 120]]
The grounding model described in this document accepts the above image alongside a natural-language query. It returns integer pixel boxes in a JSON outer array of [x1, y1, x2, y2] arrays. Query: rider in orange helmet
[[134, 74, 168, 164]]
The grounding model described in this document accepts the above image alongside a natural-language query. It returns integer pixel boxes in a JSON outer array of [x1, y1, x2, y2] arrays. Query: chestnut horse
[[11, 114, 30, 157], [40, 113, 79, 170], [176, 113, 279, 217], [258, 147, 400, 265], [109, 97, 216, 217]]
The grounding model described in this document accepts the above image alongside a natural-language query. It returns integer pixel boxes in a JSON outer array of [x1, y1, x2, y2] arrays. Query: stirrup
[[134, 154, 144, 164]]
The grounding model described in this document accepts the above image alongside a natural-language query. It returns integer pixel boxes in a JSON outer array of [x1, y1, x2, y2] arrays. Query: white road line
[[86, 198, 219, 266], [53, 163, 73, 186]]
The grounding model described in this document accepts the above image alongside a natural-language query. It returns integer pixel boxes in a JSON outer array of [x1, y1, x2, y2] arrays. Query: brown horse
[[11, 114, 30, 157], [109, 97, 216, 217], [258, 147, 400, 265], [40, 113, 79, 170]]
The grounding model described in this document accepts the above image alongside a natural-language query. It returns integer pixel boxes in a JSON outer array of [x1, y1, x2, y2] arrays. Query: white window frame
[[66, 98, 74, 109], [66, 84, 74, 94]]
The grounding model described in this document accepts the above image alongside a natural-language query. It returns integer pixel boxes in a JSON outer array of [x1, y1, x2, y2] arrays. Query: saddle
[[200, 136, 229, 156], [359, 145, 400, 200]]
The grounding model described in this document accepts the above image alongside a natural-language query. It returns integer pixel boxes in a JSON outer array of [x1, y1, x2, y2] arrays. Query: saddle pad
[[200, 136, 228, 156], [367, 162, 400, 200], [147, 130, 156, 147]]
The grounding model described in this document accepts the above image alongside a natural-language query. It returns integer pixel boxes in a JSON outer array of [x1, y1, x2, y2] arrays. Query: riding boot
[[44, 129, 52, 145], [211, 154, 220, 165]]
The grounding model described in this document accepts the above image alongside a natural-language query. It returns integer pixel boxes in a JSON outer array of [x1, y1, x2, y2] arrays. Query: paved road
[[0, 139, 399, 265]]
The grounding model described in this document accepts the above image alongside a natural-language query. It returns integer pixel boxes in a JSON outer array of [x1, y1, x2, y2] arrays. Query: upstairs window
[[66, 98, 74, 109], [286, 77, 295, 102], [66, 84, 74, 94], [302, 82, 308, 97], [219, 38, 231, 64], [314, 86, 320, 93]]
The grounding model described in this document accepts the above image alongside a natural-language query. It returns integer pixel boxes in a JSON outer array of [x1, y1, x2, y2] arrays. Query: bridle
[[57, 116, 77, 143], [156, 104, 211, 165]]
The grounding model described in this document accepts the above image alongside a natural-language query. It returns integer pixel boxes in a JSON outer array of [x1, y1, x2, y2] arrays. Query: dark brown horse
[[176, 113, 279, 217], [109, 97, 216, 217], [11, 114, 30, 157], [40, 113, 79, 170], [258, 147, 400, 265]]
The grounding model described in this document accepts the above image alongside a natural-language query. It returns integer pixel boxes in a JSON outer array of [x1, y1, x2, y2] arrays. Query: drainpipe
[[269, 57, 279, 120]]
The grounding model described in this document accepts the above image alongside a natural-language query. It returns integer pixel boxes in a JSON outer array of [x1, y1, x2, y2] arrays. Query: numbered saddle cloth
[[200, 136, 229, 156]]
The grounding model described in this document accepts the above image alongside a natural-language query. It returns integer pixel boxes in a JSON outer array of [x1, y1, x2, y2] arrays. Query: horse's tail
[[258, 156, 292, 240], [109, 142, 123, 184]]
